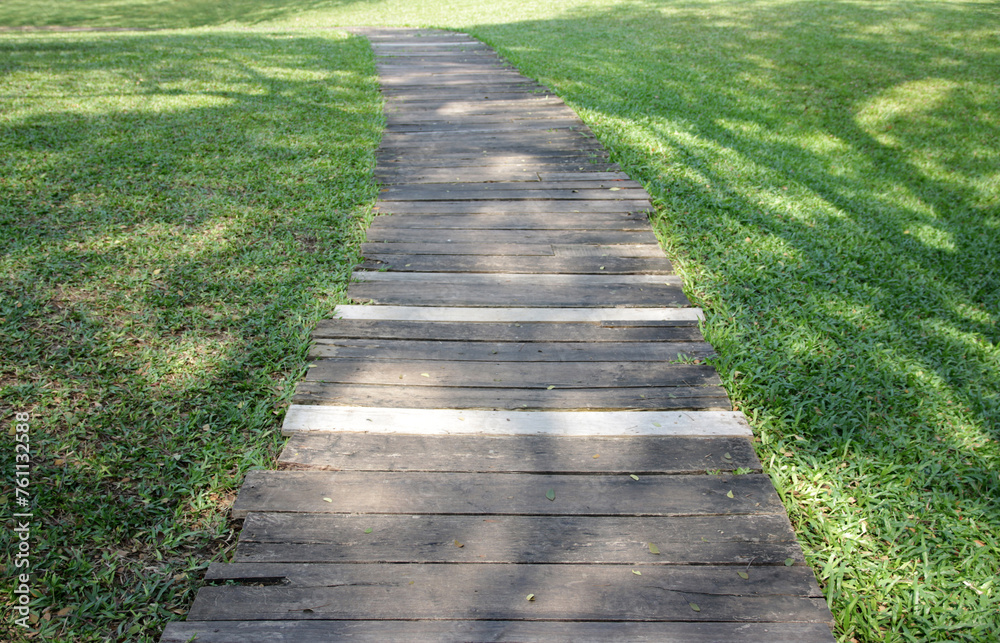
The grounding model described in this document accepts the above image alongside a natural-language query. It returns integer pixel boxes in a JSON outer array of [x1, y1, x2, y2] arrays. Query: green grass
[[2, 2, 999, 642], [0, 28, 382, 641]]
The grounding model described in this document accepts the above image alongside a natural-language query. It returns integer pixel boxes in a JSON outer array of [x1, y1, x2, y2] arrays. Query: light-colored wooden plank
[[281, 406, 750, 437], [331, 305, 704, 321]]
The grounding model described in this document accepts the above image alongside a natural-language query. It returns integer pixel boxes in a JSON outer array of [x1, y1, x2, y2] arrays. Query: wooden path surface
[[161, 28, 835, 642]]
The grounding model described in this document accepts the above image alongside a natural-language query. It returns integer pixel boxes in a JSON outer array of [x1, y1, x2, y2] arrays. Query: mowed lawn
[[2, 1, 998, 642]]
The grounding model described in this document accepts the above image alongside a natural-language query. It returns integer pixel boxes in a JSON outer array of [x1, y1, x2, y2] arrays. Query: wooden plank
[[552, 244, 666, 257], [363, 229, 657, 244], [305, 358, 719, 388], [378, 187, 648, 201], [539, 171, 635, 181], [365, 212, 648, 229], [373, 201, 649, 214], [231, 470, 785, 518], [360, 242, 552, 256], [190, 564, 829, 622], [277, 433, 758, 473], [290, 382, 731, 411], [314, 318, 706, 341], [352, 272, 679, 285], [308, 339, 710, 361], [385, 121, 589, 134], [360, 255, 673, 274], [163, 620, 836, 643], [327, 306, 704, 322], [235, 514, 797, 565], [381, 180, 641, 193], [375, 169, 623, 183], [280, 406, 748, 437], [346, 279, 689, 307]]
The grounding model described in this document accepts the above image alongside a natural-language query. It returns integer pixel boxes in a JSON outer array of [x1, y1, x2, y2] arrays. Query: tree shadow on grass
[[0, 0, 379, 30], [0, 30, 381, 640], [461, 1, 999, 639]]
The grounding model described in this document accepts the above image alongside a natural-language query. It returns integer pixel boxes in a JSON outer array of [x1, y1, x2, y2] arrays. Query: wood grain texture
[[231, 470, 781, 519], [233, 513, 798, 565], [277, 433, 758, 473], [281, 407, 747, 437], [163, 620, 836, 643], [360, 255, 674, 274], [307, 339, 713, 361], [190, 564, 828, 623], [347, 279, 689, 307], [315, 317, 706, 338], [290, 382, 732, 411]]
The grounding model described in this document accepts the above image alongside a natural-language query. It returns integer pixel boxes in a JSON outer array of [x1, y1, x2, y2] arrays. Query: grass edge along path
[[0, 28, 382, 642]]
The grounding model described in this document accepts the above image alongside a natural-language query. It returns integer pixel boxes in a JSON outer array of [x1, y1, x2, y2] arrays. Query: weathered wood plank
[[373, 200, 649, 214], [381, 180, 642, 193], [364, 229, 658, 244], [365, 212, 648, 229], [361, 255, 672, 274], [235, 520, 797, 565], [290, 382, 731, 411], [325, 307, 704, 324], [353, 272, 678, 284], [281, 406, 747, 437], [190, 564, 829, 622], [362, 242, 555, 256], [378, 187, 647, 201], [162, 620, 837, 643], [552, 244, 666, 257], [304, 358, 719, 388], [347, 280, 689, 307], [277, 433, 757, 473], [232, 470, 782, 518], [308, 339, 711, 361]]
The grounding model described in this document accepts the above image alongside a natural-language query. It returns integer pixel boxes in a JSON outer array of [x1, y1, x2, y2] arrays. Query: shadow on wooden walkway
[[161, 28, 835, 642]]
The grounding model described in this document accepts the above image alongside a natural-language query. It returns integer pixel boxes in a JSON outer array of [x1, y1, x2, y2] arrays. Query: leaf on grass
[[322, 497, 333, 503], [55, 606, 74, 617], [54, 458, 65, 466], [632, 570, 642, 575], [630, 474, 639, 481], [364, 527, 373, 534], [784, 558, 795, 566], [546, 488, 556, 501], [454, 540, 464, 548], [648, 543, 660, 555], [738, 571, 749, 580], [526, 593, 535, 601], [726, 490, 734, 498], [689, 602, 701, 612]]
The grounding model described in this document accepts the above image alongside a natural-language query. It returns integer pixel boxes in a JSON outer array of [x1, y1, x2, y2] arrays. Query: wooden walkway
[[161, 28, 835, 642]]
